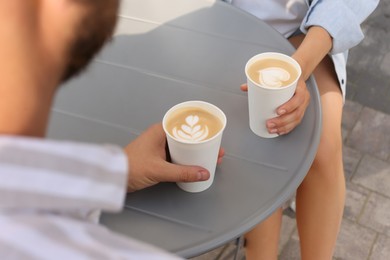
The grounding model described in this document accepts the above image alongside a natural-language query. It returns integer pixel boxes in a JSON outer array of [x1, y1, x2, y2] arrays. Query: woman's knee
[[310, 66, 344, 177], [311, 131, 343, 176]]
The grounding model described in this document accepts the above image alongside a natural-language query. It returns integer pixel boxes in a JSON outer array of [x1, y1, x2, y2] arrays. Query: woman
[[225, 0, 379, 259]]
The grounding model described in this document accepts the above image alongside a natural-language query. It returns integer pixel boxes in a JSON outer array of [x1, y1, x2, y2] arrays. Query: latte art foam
[[247, 57, 298, 88], [165, 107, 223, 143], [173, 115, 209, 142], [259, 67, 290, 88]]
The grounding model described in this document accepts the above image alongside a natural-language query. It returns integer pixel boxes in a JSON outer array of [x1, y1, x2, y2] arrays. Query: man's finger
[[155, 162, 210, 183], [240, 84, 248, 92]]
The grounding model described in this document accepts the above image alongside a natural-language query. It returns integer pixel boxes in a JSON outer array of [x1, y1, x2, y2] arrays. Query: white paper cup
[[245, 52, 301, 138], [162, 101, 227, 192]]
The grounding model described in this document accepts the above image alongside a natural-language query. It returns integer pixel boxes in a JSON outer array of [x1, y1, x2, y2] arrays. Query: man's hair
[[61, 0, 119, 82]]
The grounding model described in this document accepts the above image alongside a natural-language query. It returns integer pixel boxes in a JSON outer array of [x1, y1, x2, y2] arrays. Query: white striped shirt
[[0, 136, 181, 260]]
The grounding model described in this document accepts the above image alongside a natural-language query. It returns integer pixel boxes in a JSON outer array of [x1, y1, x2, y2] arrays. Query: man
[[0, 0, 223, 258]]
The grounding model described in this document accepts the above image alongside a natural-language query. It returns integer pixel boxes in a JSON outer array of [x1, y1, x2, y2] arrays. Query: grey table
[[47, 0, 321, 258]]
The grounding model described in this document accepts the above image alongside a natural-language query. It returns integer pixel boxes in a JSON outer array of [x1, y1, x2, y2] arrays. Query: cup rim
[[162, 100, 227, 144], [245, 52, 302, 90]]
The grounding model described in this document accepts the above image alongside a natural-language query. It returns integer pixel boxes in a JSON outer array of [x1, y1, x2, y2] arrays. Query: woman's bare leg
[[244, 208, 283, 260], [290, 35, 345, 260]]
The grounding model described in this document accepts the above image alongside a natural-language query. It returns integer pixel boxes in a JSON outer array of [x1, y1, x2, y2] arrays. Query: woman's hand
[[240, 78, 310, 135]]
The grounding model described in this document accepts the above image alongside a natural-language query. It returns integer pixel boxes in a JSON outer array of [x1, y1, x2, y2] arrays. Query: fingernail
[[278, 109, 286, 115], [270, 129, 278, 134], [198, 170, 209, 180]]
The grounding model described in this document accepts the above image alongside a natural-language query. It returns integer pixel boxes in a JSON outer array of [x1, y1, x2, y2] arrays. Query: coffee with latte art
[[165, 107, 223, 143], [247, 58, 298, 88], [163, 101, 226, 192], [245, 52, 301, 137]]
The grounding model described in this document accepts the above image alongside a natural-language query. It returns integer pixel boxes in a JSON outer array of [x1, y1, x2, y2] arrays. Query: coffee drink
[[245, 52, 301, 138], [165, 106, 223, 143], [163, 101, 226, 192], [247, 58, 298, 88]]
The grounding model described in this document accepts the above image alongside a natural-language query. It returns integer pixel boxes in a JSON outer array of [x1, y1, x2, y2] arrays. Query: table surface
[[47, 0, 321, 258]]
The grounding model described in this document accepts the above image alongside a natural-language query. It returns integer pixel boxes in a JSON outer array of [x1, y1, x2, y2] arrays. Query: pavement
[[191, 1, 390, 259]]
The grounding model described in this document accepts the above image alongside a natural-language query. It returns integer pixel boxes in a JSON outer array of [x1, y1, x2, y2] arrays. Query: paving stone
[[348, 40, 384, 77], [333, 219, 377, 260], [190, 242, 237, 260], [342, 100, 363, 131], [342, 145, 363, 181], [352, 155, 390, 197], [380, 52, 390, 77], [346, 0, 390, 115], [216, 242, 241, 260], [278, 230, 300, 260], [370, 0, 390, 17], [348, 31, 387, 78], [370, 234, 390, 260], [342, 127, 348, 143], [343, 183, 369, 222], [279, 214, 297, 255], [190, 246, 225, 260], [347, 108, 390, 161], [344, 81, 357, 100], [359, 192, 390, 236], [352, 72, 390, 115]]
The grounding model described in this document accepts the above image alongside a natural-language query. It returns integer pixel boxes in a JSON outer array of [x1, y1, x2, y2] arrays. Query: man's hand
[[125, 123, 225, 192]]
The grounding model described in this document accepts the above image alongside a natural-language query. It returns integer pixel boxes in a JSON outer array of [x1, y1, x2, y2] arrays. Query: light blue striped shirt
[[301, 0, 379, 55], [226, 0, 379, 99]]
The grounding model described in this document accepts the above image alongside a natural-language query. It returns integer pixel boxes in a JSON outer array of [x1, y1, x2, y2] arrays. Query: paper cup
[[162, 101, 226, 192], [245, 52, 301, 138]]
